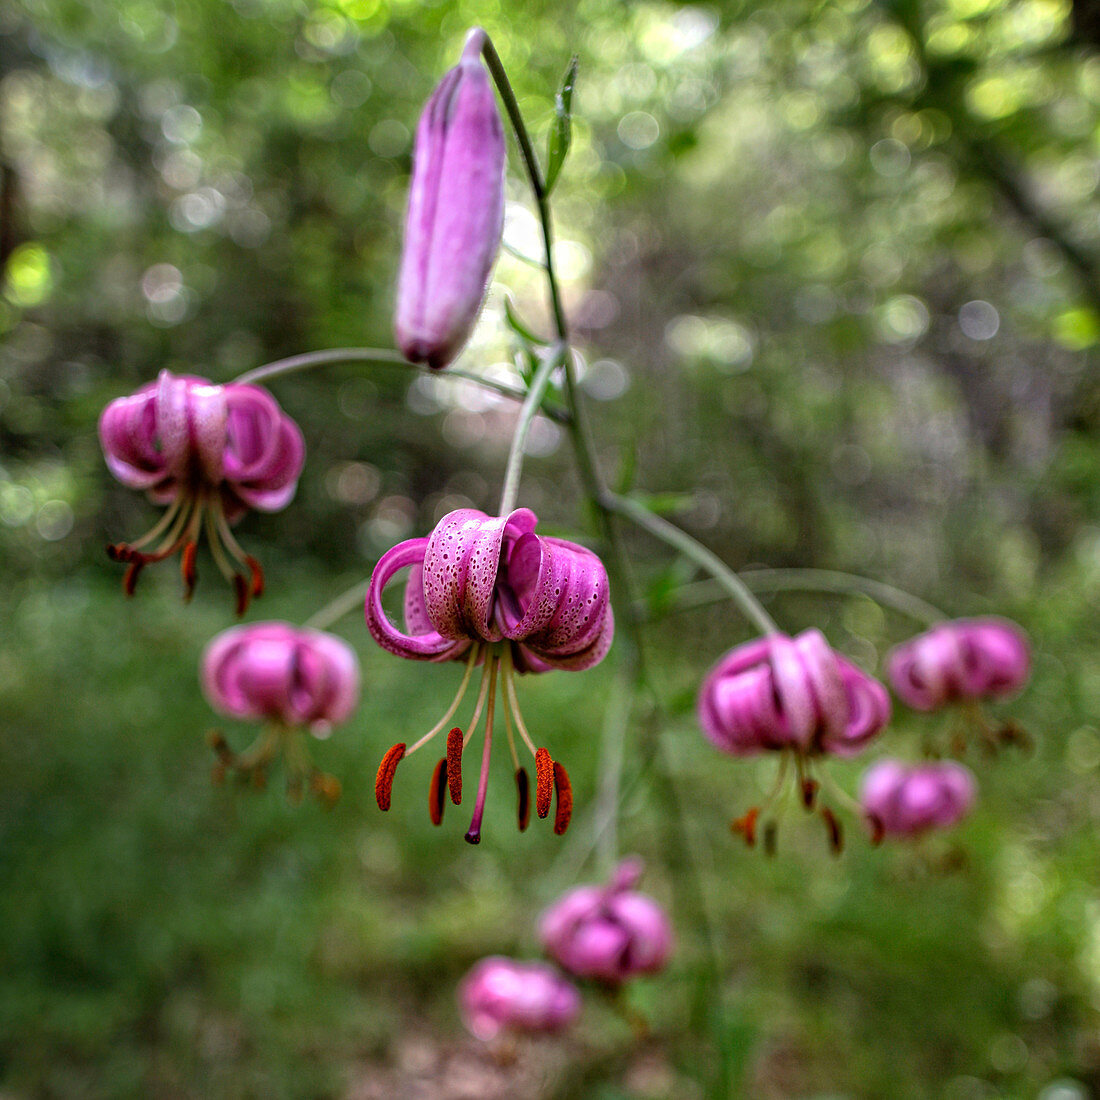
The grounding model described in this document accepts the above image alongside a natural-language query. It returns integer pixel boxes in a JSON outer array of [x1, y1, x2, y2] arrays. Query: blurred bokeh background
[[4, 0, 1100, 1095]]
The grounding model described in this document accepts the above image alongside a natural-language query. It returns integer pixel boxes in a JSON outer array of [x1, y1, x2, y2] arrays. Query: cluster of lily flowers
[[459, 859, 672, 1043], [97, 29, 1034, 857], [699, 618, 1030, 852], [91, 56, 1040, 1070]]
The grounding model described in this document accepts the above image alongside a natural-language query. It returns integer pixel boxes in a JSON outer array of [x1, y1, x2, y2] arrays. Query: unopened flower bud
[[395, 28, 505, 370]]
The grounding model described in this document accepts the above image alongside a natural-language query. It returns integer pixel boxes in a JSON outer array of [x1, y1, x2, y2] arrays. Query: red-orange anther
[[515, 767, 530, 832], [375, 742, 406, 811], [552, 761, 573, 836], [429, 758, 448, 825], [731, 807, 760, 847], [447, 727, 463, 805], [535, 748, 553, 818]]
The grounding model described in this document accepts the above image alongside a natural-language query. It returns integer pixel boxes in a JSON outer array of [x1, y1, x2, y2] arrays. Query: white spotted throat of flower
[[366, 508, 615, 844]]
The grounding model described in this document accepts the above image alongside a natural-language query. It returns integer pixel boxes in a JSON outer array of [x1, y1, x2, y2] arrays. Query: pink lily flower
[[860, 759, 976, 840], [99, 369, 305, 612], [201, 621, 359, 803], [395, 28, 505, 370], [539, 858, 672, 985], [458, 957, 580, 1042], [366, 507, 614, 843], [886, 618, 1030, 712], [697, 629, 891, 852]]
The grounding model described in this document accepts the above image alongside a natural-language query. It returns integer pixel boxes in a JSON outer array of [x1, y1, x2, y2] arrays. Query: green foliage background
[[4, 0, 1100, 1096]]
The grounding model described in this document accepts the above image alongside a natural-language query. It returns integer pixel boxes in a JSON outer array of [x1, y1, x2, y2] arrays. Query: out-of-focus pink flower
[[698, 630, 890, 758], [540, 858, 672, 985], [367, 508, 613, 844], [99, 370, 305, 612], [886, 618, 1030, 712], [860, 759, 976, 840], [458, 956, 580, 1042], [697, 630, 891, 852], [395, 28, 505, 370], [201, 621, 359, 803]]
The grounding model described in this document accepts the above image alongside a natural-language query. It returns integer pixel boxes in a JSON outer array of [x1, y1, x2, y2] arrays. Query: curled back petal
[[295, 629, 361, 730], [366, 538, 470, 661], [511, 537, 613, 662], [821, 657, 891, 756], [99, 387, 168, 490], [421, 508, 537, 642], [223, 385, 306, 512], [156, 371, 227, 484]]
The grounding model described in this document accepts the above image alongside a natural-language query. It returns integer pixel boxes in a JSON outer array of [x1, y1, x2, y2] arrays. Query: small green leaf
[[504, 295, 549, 346], [545, 56, 578, 195]]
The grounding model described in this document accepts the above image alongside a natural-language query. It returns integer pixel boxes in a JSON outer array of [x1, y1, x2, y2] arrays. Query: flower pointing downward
[[366, 507, 614, 843], [99, 370, 305, 613], [698, 629, 891, 853], [202, 622, 359, 804]]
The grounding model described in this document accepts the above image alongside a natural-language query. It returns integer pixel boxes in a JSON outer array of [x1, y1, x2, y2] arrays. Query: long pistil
[[464, 654, 498, 845]]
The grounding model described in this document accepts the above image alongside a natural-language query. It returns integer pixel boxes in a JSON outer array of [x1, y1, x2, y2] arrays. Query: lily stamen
[[402, 645, 481, 758], [365, 506, 614, 842], [100, 370, 304, 610]]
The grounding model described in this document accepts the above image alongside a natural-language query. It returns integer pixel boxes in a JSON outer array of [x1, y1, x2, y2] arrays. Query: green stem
[[497, 344, 566, 514], [231, 347, 569, 421], [741, 568, 945, 626], [479, 35, 569, 340], [302, 578, 371, 632], [647, 570, 945, 628], [233, 347, 406, 385], [602, 492, 780, 637]]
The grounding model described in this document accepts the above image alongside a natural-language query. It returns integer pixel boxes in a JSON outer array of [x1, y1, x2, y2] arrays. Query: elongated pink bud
[[395, 28, 505, 370]]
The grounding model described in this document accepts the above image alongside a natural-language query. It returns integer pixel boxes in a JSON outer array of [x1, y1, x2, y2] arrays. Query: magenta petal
[[222, 384, 306, 512], [539, 859, 672, 983], [513, 537, 613, 660], [458, 957, 579, 1041], [420, 508, 538, 641], [366, 538, 470, 661], [887, 618, 1031, 710], [201, 621, 360, 730], [860, 759, 976, 836], [699, 631, 889, 758], [155, 371, 227, 483], [395, 31, 506, 370], [99, 386, 168, 490]]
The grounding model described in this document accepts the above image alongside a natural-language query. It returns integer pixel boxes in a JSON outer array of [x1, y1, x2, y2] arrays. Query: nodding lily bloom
[[394, 27, 505, 370], [887, 618, 1030, 712], [860, 759, 976, 841], [539, 858, 672, 985], [201, 621, 359, 804], [99, 370, 305, 613], [458, 957, 580, 1042], [366, 507, 613, 844], [697, 629, 891, 853]]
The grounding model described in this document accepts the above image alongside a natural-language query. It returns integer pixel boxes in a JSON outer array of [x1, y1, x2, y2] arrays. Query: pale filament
[[404, 644, 481, 757]]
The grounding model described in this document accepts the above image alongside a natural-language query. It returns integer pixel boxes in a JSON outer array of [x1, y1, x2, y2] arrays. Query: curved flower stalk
[[458, 957, 580, 1042], [202, 622, 359, 804], [394, 28, 505, 370], [860, 759, 976, 841], [698, 629, 891, 853], [366, 507, 614, 843], [99, 370, 305, 613], [539, 858, 672, 985]]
